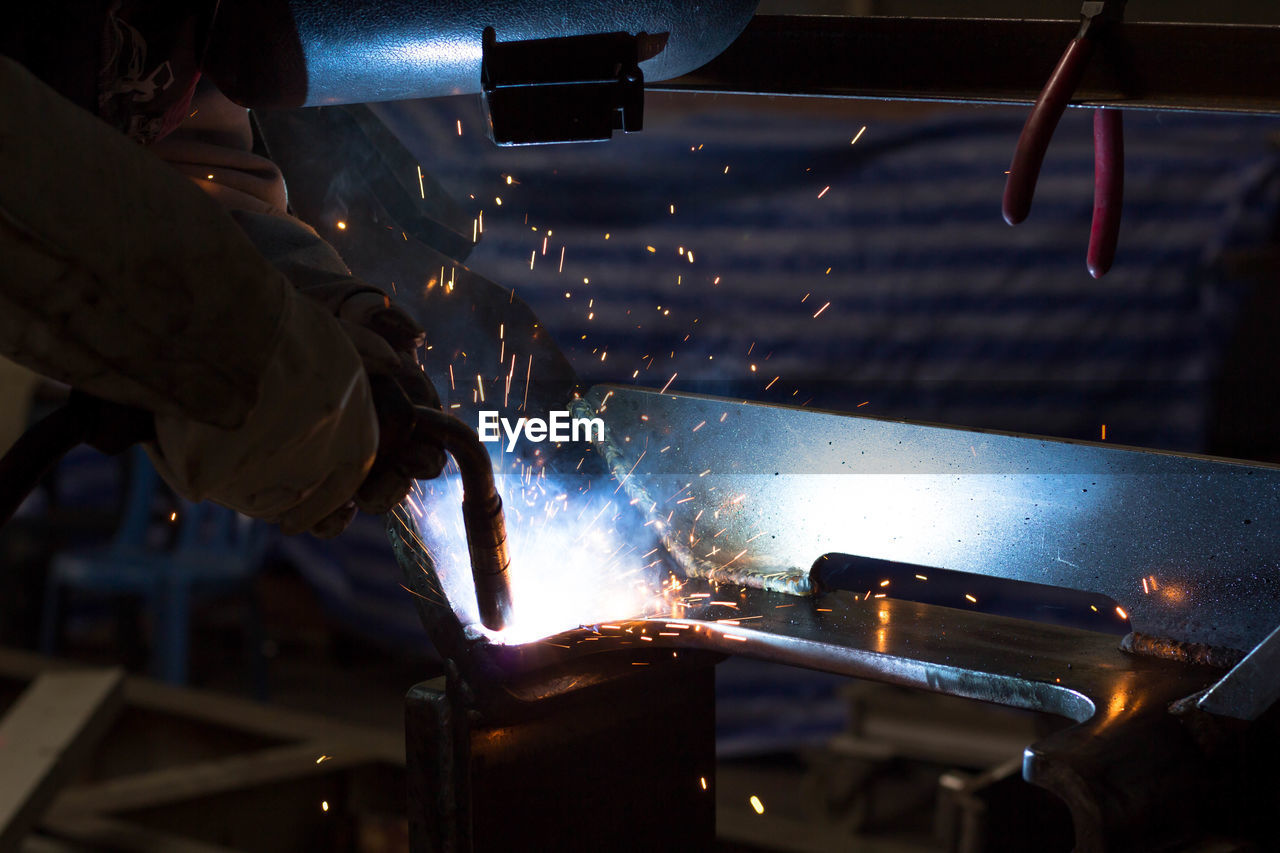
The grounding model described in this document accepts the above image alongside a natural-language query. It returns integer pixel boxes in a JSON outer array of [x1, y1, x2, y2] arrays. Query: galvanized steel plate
[[585, 385, 1280, 653]]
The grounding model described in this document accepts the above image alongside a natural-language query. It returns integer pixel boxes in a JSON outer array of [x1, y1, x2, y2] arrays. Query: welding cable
[[411, 406, 513, 631]]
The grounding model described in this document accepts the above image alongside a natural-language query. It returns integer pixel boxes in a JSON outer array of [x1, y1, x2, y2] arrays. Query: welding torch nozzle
[[412, 406, 513, 631]]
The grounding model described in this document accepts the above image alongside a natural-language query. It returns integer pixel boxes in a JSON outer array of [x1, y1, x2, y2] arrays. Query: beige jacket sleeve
[[0, 57, 279, 428], [0, 58, 377, 533]]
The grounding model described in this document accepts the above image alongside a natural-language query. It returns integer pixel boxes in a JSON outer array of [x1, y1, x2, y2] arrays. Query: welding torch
[[411, 406, 513, 632]]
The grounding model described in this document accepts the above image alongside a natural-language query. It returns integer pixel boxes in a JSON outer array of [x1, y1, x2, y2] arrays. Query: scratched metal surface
[[585, 385, 1280, 653], [478, 578, 1216, 725]]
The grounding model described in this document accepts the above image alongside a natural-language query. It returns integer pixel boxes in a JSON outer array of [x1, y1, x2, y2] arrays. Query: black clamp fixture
[[481, 26, 657, 146]]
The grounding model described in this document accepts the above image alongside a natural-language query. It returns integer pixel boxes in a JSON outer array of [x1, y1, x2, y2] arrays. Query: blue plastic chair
[[40, 448, 269, 695]]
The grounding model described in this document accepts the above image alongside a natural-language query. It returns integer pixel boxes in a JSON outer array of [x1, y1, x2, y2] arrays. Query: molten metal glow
[[404, 466, 674, 646]]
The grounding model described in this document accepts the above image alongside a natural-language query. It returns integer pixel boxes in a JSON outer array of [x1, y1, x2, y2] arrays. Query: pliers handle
[[1003, 2, 1126, 278]]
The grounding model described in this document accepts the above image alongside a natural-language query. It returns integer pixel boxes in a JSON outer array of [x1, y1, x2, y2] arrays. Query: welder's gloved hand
[[153, 288, 448, 539], [148, 287, 380, 537], [334, 291, 446, 518], [146, 83, 445, 528]]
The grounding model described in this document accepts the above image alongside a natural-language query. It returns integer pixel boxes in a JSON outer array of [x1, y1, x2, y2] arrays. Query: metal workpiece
[[397, 544, 1259, 849], [583, 386, 1280, 655], [396, 548, 1206, 722], [519, 583, 1253, 852], [391, 385, 1280, 848], [811, 552, 1128, 634], [526, 581, 1204, 724]]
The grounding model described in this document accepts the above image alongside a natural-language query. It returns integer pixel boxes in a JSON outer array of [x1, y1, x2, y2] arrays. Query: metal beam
[[0, 669, 124, 852], [653, 15, 1280, 115], [38, 814, 243, 853], [49, 743, 379, 817]]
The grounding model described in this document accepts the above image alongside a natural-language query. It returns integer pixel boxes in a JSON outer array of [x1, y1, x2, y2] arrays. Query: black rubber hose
[[0, 398, 92, 527]]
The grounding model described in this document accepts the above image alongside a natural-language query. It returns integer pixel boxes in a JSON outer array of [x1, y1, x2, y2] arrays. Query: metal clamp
[[481, 26, 651, 145]]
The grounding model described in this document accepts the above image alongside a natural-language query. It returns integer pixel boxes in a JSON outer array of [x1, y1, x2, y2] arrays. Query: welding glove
[[0, 56, 385, 535], [151, 82, 447, 528], [336, 291, 447, 517], [148, 294, 378, 536], [197, 209, 448, 530], [149, 239, 448, 536]]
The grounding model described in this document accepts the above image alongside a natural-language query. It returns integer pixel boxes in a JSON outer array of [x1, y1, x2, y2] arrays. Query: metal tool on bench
[[1004, 0, 1128, 278], [396, 384, 1280, 852]]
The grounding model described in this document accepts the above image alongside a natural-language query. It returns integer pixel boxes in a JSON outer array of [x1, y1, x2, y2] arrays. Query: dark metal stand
[[405, 658, 716, 853]]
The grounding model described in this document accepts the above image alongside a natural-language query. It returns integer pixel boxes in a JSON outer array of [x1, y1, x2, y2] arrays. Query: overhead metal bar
[[652, 15, 1280, 115]]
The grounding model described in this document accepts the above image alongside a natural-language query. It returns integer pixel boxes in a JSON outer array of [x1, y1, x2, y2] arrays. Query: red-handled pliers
[[1003, 1, 1127, 279]]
